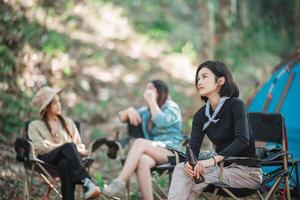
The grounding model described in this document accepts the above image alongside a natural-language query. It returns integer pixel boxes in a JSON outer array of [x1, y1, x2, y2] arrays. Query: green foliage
[[89, 52, 104, 62], [184, 117, 193, 134], [90, 128, 106, 140], [167, 81, 191, 108], [94, 171, 105, 189], [23, 22, 43, 43], [215, 20, 293, 71], [39, 0, 74, 16], [0, 93, 34, 139], [135, 19, 170, 39], [41, 31, 71, 56], [0, 45, 16, 77], [102, 0, 201, 52], [63, 66, 72, 77], [152, 171, 168, 188], [130, 191, 138, 200]]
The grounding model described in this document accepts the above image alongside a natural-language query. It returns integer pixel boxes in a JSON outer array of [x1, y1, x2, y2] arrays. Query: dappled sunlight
[[159, 53, 195, 83], [21, 46, 47, 89], [63, 91, 78, 108], [17, 0, 195, 89], [122, 72, 140, 84], [82, 64, 126, 83]]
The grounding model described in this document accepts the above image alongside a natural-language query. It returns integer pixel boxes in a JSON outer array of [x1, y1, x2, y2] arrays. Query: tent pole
[[262, 94, 272, 112], [275, 72, 295, 113]]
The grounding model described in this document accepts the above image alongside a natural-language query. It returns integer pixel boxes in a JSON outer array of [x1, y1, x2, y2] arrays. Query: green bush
[[0, 93, 34, 140], [42, 31, 71, 56]]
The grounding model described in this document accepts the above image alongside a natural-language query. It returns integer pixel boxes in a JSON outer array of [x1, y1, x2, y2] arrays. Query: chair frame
[[200, 112, 292, 200], [18, 120, 94, 200]]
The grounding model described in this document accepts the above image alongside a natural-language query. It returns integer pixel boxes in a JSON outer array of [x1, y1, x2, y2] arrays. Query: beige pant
[[168, 162, 262, 200]]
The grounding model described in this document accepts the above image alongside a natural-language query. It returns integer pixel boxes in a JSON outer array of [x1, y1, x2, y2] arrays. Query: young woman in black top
[[168, 61, 262, 200]]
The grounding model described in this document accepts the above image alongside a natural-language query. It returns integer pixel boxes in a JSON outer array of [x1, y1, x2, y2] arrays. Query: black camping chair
[[14, 120, 106, 200], [200, 112, 292, 200]]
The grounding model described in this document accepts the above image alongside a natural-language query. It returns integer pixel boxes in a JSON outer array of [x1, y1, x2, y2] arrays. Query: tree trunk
[[239, 0, 249, 28], [199, 0, 215, 60]]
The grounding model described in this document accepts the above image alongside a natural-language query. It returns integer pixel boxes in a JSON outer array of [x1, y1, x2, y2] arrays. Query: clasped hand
[[143, 89, 157, 105], [184, 159, 211, 179]]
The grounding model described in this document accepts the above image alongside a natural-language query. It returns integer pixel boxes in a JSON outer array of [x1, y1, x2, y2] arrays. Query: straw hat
[[32, 86, 62, 116]]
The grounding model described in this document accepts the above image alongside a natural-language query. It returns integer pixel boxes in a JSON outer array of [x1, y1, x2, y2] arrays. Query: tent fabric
[[248, 52, 300, 187], [248, 57, 300, 159]]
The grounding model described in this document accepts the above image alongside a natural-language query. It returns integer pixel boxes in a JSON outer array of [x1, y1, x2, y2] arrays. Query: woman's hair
[[150, 79, 169, 107], [195, 60, 239, 102], [41, 101, 73, 139]]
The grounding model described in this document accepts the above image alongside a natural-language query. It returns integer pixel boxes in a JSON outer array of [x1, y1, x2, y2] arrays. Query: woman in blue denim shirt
[[104, 80, 183, 200]]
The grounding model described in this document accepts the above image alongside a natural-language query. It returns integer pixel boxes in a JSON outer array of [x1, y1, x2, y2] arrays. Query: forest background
[[1, 0, 300, 199]]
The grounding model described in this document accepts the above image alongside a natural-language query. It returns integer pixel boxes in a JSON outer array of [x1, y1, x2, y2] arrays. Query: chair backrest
[[248, 112, 284, 144]]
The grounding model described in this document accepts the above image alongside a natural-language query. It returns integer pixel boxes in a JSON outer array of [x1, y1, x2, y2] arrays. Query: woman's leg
[[39, 143, 101, 199], [168, 163, 194, 200], [168, 163, 221, 200], [58, 143, 89, 183], [57, 159, 75, 200], [38, 143, 89, 183], [118, 138, 173, 182], [136, 154, 156, 200]]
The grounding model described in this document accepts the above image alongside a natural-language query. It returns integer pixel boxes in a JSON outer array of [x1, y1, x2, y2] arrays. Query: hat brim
[[39, 88, 62, 116]]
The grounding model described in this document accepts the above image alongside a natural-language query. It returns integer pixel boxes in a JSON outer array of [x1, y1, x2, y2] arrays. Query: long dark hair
[[41, 101, 73, 139], [150, 79, 169, 107], [195, 60, 239, 102]]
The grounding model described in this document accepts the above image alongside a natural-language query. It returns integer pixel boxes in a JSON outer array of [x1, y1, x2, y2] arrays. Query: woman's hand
[[77, 144, 89, 157], [194, 158, 215, 179], [194, 161, 206, 179], [184, 162, 195, 177], [127, 107, 141, 126], [78, 149, 90, 157], [143, 89, 157, 105]]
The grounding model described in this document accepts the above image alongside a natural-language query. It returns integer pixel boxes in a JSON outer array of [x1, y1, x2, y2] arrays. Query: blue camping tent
[[248, 52, 300, 159], [248, 51, 300, 189]]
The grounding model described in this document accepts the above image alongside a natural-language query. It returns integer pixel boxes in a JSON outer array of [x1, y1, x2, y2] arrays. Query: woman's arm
[[144, 89, 160, 118], [118, 107, 141, 126], [66, 118, 90, 156], [151, 102, 181, 128]]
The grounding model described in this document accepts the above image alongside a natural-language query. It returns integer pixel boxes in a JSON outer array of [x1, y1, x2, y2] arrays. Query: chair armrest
[[89, 137, 108, 153], [28, 141, 41, 161], [224, 156, 260, 166], [89, 137, 125, 160], [260, 150, 288, 162]]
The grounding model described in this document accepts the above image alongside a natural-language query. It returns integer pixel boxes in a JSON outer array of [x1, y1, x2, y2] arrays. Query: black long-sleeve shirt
[[189, 97, 256, 159]]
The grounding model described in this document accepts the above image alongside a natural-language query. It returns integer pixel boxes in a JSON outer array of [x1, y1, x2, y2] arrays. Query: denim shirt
[[138, 100, 183, 150]]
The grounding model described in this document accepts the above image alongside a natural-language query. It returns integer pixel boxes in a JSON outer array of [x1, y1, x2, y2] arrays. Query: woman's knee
[[137, 154, 155, 172], [172, 162, 189, 178], [61, 142, 78, 153], [57, 159, 69, 172], [132, 138, 148, 150]]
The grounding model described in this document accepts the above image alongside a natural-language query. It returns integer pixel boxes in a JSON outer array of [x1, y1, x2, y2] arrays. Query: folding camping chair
[[14, 120, 100, 200], [200, 112, 291, 200]]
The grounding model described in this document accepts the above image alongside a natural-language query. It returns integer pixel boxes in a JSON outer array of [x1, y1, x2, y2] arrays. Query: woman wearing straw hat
[[28, 86, 101, 200]]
